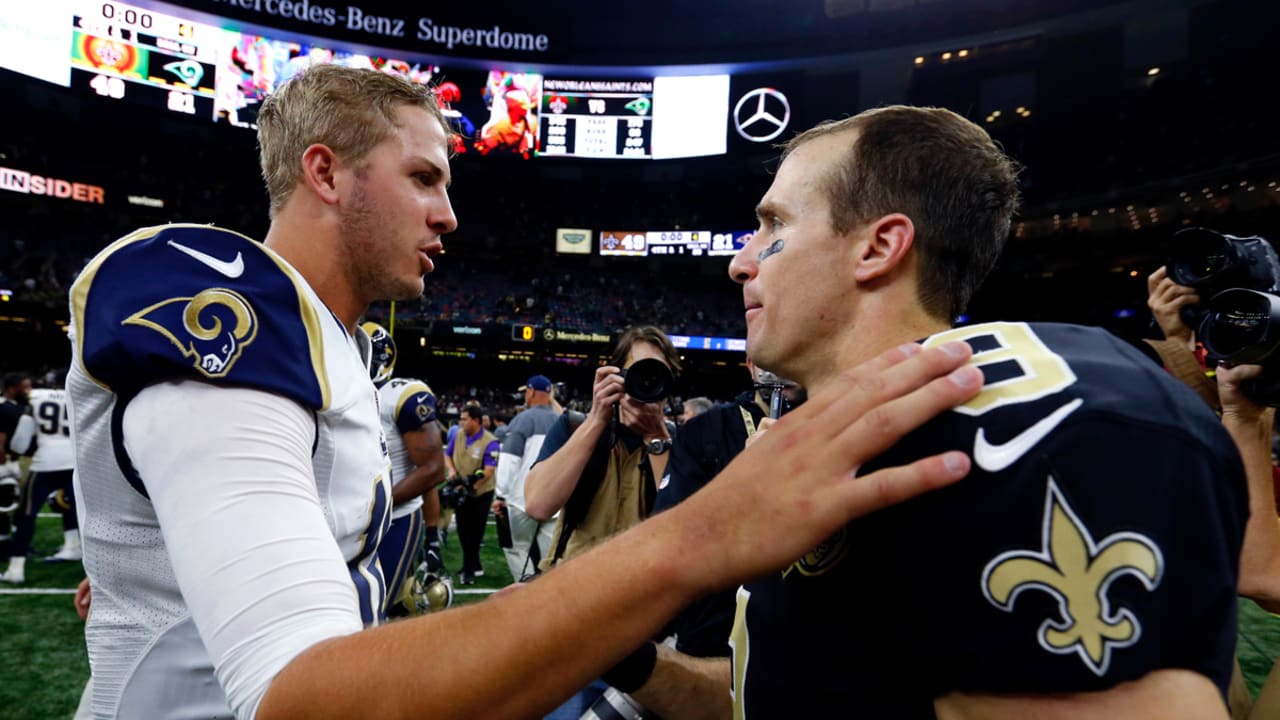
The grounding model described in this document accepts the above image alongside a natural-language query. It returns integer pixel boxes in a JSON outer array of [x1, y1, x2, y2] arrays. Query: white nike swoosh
[[973, 398, 1084, 473], [167, 240, 245, 278]]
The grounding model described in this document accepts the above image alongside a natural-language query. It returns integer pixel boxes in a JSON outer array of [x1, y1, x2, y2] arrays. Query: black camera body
[[1168, 227, 1280, 327], [619, 358, 675, 404], [1169, 228, 1280, 405], [438, 471, 480, 510]]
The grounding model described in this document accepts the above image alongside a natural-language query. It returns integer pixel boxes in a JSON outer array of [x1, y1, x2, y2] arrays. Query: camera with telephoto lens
[[1167, 227, 1280, 328], [618, 358, 675, 404], [438, 469, 481, 510], [1169, 227, 1280, 405]]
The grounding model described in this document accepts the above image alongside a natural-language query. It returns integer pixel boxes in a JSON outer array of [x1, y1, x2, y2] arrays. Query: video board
[[541, 79, 653, 159], [3, 2, 756, 161]]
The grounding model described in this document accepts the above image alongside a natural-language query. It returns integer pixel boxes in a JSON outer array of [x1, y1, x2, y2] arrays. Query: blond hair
[[257, 63, 448, 218]]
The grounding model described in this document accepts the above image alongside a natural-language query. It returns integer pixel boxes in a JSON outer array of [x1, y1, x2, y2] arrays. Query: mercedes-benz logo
[[733, 88, 791, 142], [543, 328, 557, 341]]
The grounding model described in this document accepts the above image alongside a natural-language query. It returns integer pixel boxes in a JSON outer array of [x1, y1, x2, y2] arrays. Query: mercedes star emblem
[[733, 88, 791, 142]]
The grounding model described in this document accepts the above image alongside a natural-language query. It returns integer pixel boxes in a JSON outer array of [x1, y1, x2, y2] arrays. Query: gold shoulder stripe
[[70, 225, 174, 391], [247, 240, 332, 412], [396, 381, 432, 421]]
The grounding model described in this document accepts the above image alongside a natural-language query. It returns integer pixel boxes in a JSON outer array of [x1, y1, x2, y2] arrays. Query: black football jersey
[[731, 322, 1248, 719]]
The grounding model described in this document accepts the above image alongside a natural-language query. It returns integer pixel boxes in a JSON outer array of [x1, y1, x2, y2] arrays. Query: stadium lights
[[1147, 67, 1160, 76], [992, 110, 1002, 117], [419, 337, 426, 347], [941, 51, 953, 60], [914, 56, 924, 65], [958, 49, 969, 57]]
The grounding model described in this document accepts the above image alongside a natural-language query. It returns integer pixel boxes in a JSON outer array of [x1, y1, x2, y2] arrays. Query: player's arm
[[524, 367, 621, 522], [257, 342, 983, 720], [8, 415, 36, 456], [625, 647, 731, 720], [392, 422, 445, 505], [1216, 364, 1280, 612], [122, 380, 365, 720]]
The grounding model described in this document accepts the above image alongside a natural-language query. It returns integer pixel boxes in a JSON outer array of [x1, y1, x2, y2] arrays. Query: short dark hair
[[609, 326, 682, 374], [461, 404, 484, 422], [3, 373, 29, 392], [782, 105, 1021, 320]]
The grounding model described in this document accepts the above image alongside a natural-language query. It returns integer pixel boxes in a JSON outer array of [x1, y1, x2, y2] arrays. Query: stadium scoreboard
[[540, 79, 654, 159], [70, 2, 218, 117], [598, 230, 753, 257]]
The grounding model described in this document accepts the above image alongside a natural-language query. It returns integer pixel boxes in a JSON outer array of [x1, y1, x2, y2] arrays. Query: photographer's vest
[[542, 441, 650, 570], [452, 429, 498, 495]]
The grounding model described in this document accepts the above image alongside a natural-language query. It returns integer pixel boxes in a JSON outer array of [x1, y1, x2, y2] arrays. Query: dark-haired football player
[[630, 106, 1246, 719]]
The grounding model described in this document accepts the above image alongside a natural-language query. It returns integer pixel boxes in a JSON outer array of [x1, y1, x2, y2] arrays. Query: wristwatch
[[645, 437, 672, 455]]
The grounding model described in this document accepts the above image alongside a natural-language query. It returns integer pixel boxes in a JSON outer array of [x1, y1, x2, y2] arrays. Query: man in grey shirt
[[494, 375, 560, 580]]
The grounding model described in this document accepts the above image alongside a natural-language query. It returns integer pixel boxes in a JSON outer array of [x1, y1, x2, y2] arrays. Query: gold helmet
[[410, 561, 454, 614]]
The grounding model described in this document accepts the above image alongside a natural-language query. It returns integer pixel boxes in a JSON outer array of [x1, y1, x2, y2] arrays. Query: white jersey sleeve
[[8, 414, 36, 456], [123, 381, 363, 720]]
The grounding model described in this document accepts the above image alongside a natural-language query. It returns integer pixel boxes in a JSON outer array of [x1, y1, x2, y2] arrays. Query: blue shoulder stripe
[[71, 224, 332, 411]]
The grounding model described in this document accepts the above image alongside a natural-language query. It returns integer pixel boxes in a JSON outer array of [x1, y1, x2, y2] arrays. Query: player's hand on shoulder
[[671, 341, 982, 591]]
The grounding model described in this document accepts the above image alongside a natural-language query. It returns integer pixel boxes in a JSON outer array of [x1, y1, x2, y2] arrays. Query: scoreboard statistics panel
[[596, 229, 752, 257], [69, 1, 219, 118], [540, 79, 654, 159]]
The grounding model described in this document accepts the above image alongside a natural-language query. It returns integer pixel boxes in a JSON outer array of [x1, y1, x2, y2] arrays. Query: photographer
[[524, 326, 681, 569], [522, 326, 680, 718], [442, 404, 500, 585]]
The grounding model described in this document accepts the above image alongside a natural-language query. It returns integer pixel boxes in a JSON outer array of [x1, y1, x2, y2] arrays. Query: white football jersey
[[67, 225, 392, 719], [376, 377, 439, 520], [17, 388, 75, 472]]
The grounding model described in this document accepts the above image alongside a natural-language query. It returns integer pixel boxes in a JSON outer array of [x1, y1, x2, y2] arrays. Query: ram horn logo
[[124, 288, 259, 378], [981, 478, 1163, 676]]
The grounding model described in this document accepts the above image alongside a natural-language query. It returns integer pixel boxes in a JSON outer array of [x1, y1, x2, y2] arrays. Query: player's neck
[[806, 306, 951, 399], [264, 216, 363, 333]]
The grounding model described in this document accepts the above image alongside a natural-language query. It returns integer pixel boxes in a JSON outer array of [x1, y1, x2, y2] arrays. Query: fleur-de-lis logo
[[981, 479, 1163, 676], [782, 527, 848, 578]]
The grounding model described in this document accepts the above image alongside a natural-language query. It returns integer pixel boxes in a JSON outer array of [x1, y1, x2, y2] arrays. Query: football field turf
[[2, 515, 1278, 718]]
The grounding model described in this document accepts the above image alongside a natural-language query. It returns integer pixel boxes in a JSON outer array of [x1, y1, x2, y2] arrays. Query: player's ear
[[853, 213, 914, 283], [299, 143, 341, 206]]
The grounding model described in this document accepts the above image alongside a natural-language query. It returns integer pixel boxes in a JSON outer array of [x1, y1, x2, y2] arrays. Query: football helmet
[[361, 321, 397, 385], [411, 560, 454, 614]]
